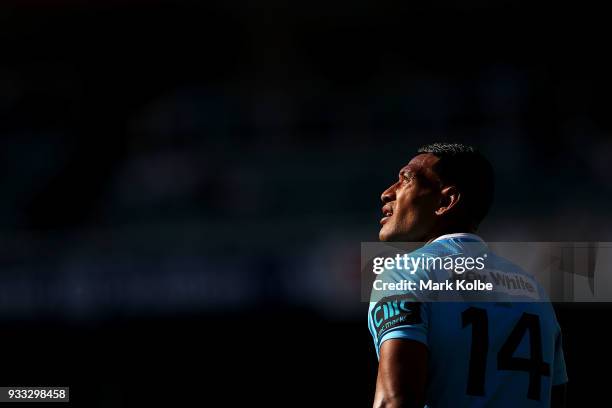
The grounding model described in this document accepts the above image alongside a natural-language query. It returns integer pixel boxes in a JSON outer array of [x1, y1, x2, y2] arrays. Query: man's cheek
[[396, 209, 412, 227], [390, 216, 407, 235]]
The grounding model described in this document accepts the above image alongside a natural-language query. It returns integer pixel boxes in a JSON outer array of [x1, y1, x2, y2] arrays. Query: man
[[368, 143, 567, 407]]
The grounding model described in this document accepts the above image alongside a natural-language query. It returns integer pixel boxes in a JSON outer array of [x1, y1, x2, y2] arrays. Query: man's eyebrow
[[399, 169, 416, 180]]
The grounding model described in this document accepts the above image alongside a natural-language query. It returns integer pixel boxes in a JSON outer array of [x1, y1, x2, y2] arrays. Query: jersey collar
[[431, 232, 485, 244]]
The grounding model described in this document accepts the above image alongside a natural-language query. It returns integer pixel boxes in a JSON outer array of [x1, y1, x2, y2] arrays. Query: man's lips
[[380, 205, 393, 225]]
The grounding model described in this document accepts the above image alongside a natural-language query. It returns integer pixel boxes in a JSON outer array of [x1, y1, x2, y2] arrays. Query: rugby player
[[368, 143, 567, 407]]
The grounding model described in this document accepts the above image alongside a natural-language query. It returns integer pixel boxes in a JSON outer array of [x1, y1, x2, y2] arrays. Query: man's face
[[379, 153, 442, 242]]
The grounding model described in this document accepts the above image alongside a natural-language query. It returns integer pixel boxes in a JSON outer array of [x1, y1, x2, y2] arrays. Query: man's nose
[[381, 183, 397, 203]]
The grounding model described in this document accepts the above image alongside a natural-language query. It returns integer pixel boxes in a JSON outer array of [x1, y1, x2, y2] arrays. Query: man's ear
[[435, 186, 461, 215]]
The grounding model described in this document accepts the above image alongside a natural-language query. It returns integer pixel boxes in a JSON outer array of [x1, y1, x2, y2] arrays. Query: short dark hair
[[417, 142, 494, 227]]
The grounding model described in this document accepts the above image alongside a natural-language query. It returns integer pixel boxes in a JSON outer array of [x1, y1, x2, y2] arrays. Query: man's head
[[379, 142, 494, 242]]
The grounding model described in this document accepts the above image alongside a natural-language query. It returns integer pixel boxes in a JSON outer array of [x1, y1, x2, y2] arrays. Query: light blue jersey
[[368, 233, 568, 407]]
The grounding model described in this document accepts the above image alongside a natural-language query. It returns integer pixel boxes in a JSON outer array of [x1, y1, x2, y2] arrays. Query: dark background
[[1, 2, 611, 406]]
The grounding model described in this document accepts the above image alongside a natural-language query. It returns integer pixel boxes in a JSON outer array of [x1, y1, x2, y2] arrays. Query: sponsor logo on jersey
[[371, 294, 422, 340]]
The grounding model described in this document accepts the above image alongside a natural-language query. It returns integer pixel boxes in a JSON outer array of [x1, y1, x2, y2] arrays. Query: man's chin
[[379, 227, 417, 242], [379, 227, 398, 242]]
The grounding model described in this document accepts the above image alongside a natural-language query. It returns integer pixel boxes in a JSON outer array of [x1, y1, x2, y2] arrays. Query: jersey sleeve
[[368, 261, 431, 358], [369, 298, 429, 354], [552, 329, 568, 385]]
